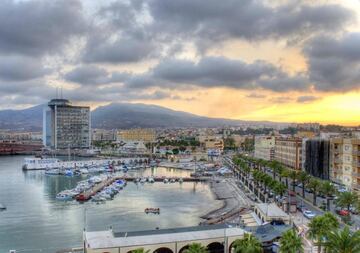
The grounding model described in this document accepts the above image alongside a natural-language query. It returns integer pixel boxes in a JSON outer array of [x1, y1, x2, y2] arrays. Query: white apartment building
[[254, 136, 275, 161]]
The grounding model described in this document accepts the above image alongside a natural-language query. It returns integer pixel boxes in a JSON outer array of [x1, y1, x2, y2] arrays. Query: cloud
[[147, 0, 354, 51], [82, 36, 157, 64], [0, 56, 51, 81], [246, 93, 266, 99], [269, 96, 293, 104], [303, 33, 360, 91], [296, 95, 320, 103], [0, 0, 87, 56]]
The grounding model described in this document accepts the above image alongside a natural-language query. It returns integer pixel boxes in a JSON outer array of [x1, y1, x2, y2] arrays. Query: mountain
[[0, 102, 281, 130], [91, 103, 246, 129], [0, 105, 44, 131]]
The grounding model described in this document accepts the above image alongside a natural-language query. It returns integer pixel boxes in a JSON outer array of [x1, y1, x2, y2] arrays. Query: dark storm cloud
[[123, 56, 309, 92], [148, 0, 353, 49], [0, 56, 51, 81], [304, 33, 360, 91], [296, 95, 320, 103], [64, 65, 130, 85], [0, 0, 87, 56], [82, 36, 156, 64]]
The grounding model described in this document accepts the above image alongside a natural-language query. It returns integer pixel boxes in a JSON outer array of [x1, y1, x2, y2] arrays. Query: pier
[[75, 176, 207, 202]]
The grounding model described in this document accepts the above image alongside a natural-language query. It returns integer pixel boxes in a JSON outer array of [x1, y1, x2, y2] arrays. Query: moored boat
[[145, 207, 160, 214]]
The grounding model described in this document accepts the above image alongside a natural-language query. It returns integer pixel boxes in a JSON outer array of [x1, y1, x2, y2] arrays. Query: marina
[[0, 156, 222, 253]]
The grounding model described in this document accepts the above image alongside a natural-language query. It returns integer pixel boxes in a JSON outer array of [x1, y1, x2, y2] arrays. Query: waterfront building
[[118, 128, 156, 143], [43, 98, 90, 149], [253, 203, 290, 225], [118, 141, 148, 154], [84, 224, 245, 253], [302, 138, 330, 180], [92, 129, 117, 142], [254, 136, 275, 161], [330, 137, 360, 193], [274, 137, 302, 170]]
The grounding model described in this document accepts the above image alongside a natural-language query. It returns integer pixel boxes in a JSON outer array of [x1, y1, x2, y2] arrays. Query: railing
[[353, 150, 360, 156], [352, 172, 360, 178], [351, 183, 360, 190]]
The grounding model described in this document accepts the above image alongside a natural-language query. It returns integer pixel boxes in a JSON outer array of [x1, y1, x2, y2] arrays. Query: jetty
[[75, 176, 207, 202]]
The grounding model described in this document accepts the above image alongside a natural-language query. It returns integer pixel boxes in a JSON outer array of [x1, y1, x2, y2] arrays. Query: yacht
[[0, 203, 6, 211], [45, 169, 60, 175]]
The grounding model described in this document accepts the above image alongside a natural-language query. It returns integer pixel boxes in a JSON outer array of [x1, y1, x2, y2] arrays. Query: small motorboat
[[170, 178, 176, 183], [148, 177, 155, 183], [145, 208, 160, 214], [0, 203, 6, 211], [56, 193, 73, 201], [140, 178, 147, 184], [179, 178, 184, 184], [163, 178, 169, 184], [91, 195, 106, 203], [45, 169, 59, 175]]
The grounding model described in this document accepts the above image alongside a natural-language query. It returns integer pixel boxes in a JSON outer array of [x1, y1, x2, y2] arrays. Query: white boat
[[170, 178, 176, 183], [56, 193, 73, 201], [140, 178, 147, 184], [179, 178, 184, 184], [0, 203, 6, 210], [163, 178, 169, 184], [80, 168, 89, 174], [45, 169, 60, 175], [148, 177, 155, 183], [91, 195, 106, 203]]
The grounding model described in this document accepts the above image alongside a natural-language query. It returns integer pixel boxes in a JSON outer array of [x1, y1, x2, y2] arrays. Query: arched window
[[207, 242, 224, 253], [154, 247, 173, 253]]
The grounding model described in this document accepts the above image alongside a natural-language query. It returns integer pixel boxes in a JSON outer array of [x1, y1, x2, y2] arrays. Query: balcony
[[352, 172, 360, 178], [353, 150, 360, 156], [352, 161, 360, 167], [334, 158, 342, 163], [351, 183, 360, 191]]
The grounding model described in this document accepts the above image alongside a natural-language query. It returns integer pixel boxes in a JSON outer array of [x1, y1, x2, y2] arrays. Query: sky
[[1, 0, 360, 125]]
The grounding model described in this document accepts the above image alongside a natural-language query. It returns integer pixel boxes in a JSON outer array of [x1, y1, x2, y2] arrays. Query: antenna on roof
[[60, 86, 63, 99], [56, 87, 58, 99]]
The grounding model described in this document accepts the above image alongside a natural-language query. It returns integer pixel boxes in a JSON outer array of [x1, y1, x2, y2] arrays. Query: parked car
[[336, 209, 350, 216], [303, 210, 316, 219]]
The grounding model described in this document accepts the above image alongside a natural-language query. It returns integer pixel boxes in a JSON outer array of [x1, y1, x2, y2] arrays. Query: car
[[336, 209, 350, 216], [303, 210, 316, 219], [350, 207, 359, 215]]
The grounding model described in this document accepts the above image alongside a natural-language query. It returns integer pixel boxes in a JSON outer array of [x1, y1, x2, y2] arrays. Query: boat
[[91, 195, 106, 203], [170, 178, 176, 183], [140, 178, 147, 184], [45, 168, 60, 175], [0, 203, 6, 211], [80, 168, 89, 174], [179, 178, 184, 184], [163, 178, 169, 184], [56, 192, 73, 201], [145, 208, 160, 214], [148, 177, 155, 183], [65, 169, 74, 177]]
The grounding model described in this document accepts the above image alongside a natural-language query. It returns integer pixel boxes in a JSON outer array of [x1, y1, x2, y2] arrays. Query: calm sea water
[[0, 156, 220, 253]]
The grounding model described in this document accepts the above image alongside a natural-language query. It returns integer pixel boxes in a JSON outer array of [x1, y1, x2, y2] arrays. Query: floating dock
[[75, 177, 207, 202]]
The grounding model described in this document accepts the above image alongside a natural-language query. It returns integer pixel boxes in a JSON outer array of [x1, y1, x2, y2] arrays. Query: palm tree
[[289, 170, 298, 192], [307, 178, 320, 206], [280, 168, 290, 188], [183, 243, 208, 253], [131, 248, 150, 253], [279, 229, 304, 253], [233, 233, 263, 253], [320, 181, 336, 211], [336, 191, 359, 211], [324, 226, 360, 253], [308, 212, 339, 253], [297, 171, 310, 198], [273, 182, 287, 199]]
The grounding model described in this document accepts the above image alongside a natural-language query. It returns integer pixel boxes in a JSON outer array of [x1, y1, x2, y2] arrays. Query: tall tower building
[[43, 99, 90, 149]]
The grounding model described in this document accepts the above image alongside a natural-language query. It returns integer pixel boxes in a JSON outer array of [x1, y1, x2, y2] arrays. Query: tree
[[280, 169, 290, 188], [183, 243, 208, 253], [279, 229, 304, 253], [273, 182, 287, 198], [131, 248, 150, 253], [232, 233, 263, 253], [224, 137, 236, 150], [289, 170, 298, 192], [307, 178, 321, 206], [324, 226, 360, 253], [308, 213, 339, 253], [297, 171, 310, 198], [336, 191, 359, 211], [320, 181, 336, 211]]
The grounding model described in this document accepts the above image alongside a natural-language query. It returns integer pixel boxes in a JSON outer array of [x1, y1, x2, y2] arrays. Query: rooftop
[[255, 203, 289, 219], [85, 224, 245, 249]]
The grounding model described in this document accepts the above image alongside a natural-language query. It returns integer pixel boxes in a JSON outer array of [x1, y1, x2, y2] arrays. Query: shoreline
[[200, 177, 251, 224]]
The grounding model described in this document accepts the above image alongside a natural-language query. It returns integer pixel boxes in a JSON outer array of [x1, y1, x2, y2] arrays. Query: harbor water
[[0, 156, 221, 253]]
